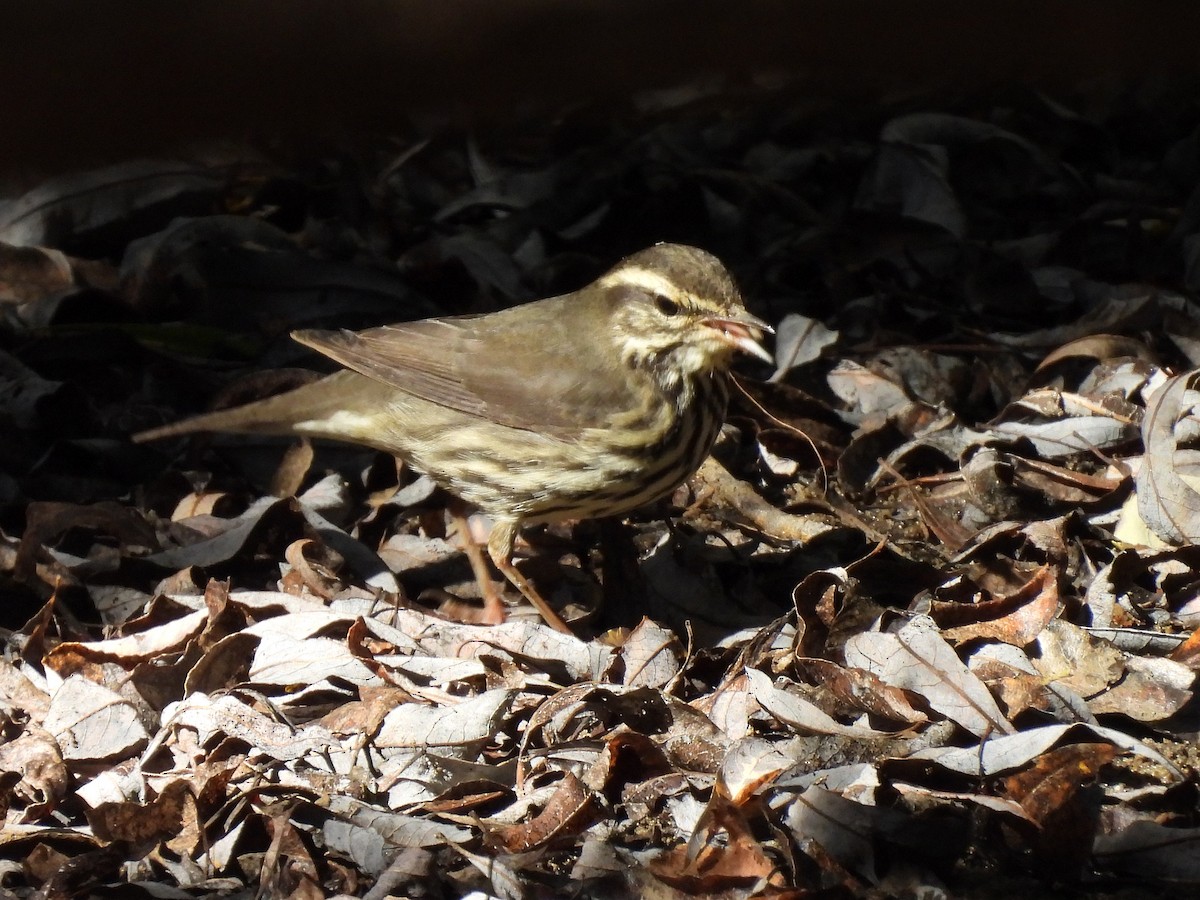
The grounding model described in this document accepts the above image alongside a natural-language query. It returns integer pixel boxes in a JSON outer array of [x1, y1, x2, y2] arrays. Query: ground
[[1, 58, 1199, 899]]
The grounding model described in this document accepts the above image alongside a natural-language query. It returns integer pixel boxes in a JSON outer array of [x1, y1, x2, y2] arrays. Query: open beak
[[703, 311, 774, 364]]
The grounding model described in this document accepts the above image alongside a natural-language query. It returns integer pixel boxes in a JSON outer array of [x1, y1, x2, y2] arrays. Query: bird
[[134, 243, 772, 633]]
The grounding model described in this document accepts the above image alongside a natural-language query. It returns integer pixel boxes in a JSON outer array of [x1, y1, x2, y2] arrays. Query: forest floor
[[2, 79, 1200, 898]]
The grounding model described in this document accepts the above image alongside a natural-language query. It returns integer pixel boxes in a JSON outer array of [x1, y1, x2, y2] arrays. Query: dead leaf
[[43, 675, 149, 762], [1137, 370, 1200, 544], [939, 565, 1061, 646], [843, 616, 1016, 737], [484, 772, 600, 853]]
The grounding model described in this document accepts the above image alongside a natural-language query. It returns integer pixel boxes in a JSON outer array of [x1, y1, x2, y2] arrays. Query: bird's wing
[[292, 296, 639, 435]]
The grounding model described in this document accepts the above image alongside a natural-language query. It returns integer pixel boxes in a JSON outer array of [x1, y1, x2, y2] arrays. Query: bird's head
[[598, 244, 773, 382]]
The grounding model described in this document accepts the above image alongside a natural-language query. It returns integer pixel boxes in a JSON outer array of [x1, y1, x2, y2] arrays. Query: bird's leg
[[446, 501, 507, 625], [487, 519, 574, 634]]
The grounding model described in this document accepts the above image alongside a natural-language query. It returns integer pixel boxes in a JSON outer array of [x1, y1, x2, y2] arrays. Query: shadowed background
[[4, 0, 1200, 176]]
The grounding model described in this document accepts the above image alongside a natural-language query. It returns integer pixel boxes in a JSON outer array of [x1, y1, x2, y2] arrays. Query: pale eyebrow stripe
[[599, 266, 687, 300]]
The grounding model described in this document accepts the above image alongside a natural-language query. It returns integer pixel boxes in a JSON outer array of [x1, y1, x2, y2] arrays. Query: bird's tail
[[132, 370, 378, 444]]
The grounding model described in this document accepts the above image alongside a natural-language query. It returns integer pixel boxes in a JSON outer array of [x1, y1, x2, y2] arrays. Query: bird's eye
[[654, 294, 681, 316]]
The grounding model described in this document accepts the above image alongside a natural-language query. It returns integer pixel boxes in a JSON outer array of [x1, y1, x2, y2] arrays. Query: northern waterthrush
[[135, 243, 772, 632]]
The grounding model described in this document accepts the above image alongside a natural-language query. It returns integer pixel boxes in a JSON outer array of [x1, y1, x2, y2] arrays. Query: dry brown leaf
[[1003, 742, 1116, 827], [44, 609, 207, 676], [843, 616, 1016, 737], [586, 730, 675, 797], [0, 659, 51, 720], [939, 565, 1061, 646], [1167, 626, 1200, 669], [1032, 620, 1125, 698], [1001, 742, 1118, 873], [652, 785, 786, 893], [271, 437, 316, 499], [85, 778, 193, 846], [281, 537, 344, 599], [376, 689, 513, 754], [43, 675, 149, 762], [260, 807, 321, 899], [1086, 655, 1194, 721], [0, 726, 68, 820], [164, 692, 336, 762], [792, 657, 930, 726], [782, 785, 886, 886], [484, 772, 600, 853], [747, 668, 895, 738], [1035, 333, 1156, 371], [618, 617, 683, 688], [910, 722, 1181, 780], [170, 491, 229, 521], [0, 242, 76, 303], [692, 456, 842, 546], [1136, 370, 1200, 544]]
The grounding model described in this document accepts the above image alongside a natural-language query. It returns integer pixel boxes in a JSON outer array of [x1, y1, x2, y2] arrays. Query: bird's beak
[[703, 311, 774, 364]]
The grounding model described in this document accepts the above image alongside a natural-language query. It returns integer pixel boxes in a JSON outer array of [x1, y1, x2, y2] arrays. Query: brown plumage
[[135, 243, 772, 632]]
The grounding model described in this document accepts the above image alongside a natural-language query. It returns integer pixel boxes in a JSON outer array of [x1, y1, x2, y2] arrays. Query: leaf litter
[[2, 86, 1200, 898]]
